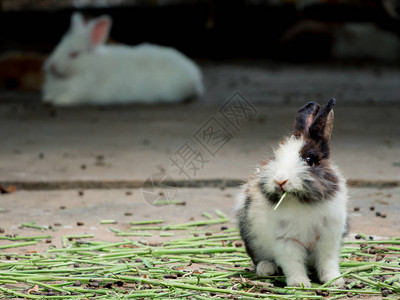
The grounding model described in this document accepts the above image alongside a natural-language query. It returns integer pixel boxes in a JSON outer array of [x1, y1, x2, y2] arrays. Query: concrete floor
[[0, 61, 399, 252]]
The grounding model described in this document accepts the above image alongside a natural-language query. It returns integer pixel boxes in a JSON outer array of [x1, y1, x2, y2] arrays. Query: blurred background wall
[[1, 0, 400, 59], [1, 0, 400, 93]]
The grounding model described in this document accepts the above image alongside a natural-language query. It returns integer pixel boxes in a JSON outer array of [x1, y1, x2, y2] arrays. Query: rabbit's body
[[236, 99, 348, 288], [43, 13, 203, 105]]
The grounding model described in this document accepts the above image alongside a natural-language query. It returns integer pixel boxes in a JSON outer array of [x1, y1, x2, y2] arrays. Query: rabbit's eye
[[305, 156, 318, 166], [69, 51, 80, 59]]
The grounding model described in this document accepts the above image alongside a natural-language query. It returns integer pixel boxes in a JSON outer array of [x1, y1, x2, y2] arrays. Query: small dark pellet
[[115, 281, 124, 287], [369, 236, 374, 240], [353, 207, 360, 212], [315, 289, 324, 296], [205, 232, 212, 236], [0, 228, 4, 233], [78, 191, 84, 196], [375, 212, 381, 217], [77, 221, 84, 226], [5, 255, 11, 260], [370, 206, 375, 211], [81, 164, 86, 170], [235, 242, 243, 247], [355, 234, 361, 240], [221, 226, 228, 230], [104, 282, 113, 289]]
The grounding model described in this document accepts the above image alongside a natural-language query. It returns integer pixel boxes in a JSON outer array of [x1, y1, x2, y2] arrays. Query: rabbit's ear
[[309, 98, 335, 141], [294, 101, 320, 136], [88, 16, 112, 49], [71, 12, 85, 30]]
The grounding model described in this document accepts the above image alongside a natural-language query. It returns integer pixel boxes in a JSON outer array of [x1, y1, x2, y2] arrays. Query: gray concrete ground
[[0, 61, 400, 252]]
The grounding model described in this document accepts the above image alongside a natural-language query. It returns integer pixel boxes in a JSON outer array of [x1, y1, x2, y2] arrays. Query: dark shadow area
[[1, 1, 400, 59]]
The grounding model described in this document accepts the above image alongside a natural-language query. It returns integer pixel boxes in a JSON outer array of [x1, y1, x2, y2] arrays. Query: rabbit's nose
[[48, 63, 66, 79], [49, 63, 57, 74], [274, 178, 288, 190]]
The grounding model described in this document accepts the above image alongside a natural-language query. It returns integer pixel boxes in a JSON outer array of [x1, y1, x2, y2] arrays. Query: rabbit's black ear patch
[[294, 102, 320, 136], [309, 98, 335, 142]]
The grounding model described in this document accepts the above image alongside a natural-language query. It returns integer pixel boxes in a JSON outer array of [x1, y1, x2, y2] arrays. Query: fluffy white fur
[[236, 136, 348, 288], [42, 13, 204, 105]]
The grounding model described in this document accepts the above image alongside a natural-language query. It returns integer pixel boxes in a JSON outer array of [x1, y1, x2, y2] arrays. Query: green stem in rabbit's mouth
[[273, 192, 287, 211]]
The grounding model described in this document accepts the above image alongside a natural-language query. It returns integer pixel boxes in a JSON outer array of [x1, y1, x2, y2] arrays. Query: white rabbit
[[235, 98, 348, 288], [42, 12, 204, 105]]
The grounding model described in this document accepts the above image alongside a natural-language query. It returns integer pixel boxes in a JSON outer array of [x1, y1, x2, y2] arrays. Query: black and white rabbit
[[236, 98, 348, 287]]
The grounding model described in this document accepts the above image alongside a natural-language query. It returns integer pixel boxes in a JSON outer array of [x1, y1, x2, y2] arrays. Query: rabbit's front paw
[[321, 275, 345, 287], [256, 260, 277, 277], [332, 277, 345, 287], [286, 276, 311, 288], [48, 94, 78, 106], [319, 270, 344, 287]]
